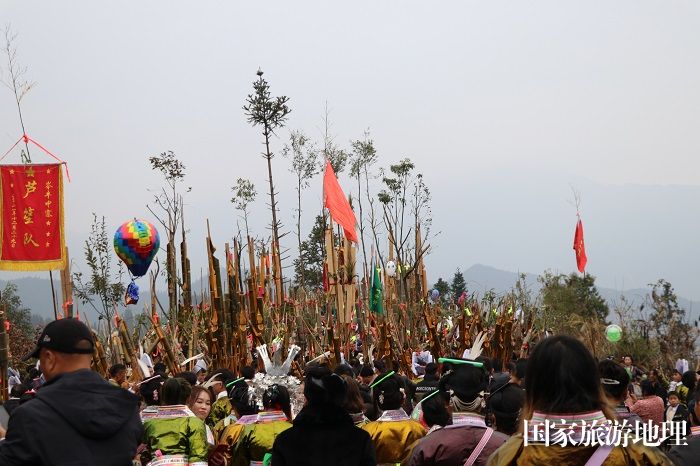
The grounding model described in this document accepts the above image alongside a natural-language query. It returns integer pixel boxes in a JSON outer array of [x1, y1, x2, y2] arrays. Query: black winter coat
[[272, 404, 376, 466], [669, 434, 700, 466], [0, 369, 143, 466]]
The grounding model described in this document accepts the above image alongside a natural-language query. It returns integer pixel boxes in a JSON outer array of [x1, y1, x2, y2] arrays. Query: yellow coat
[[362, 414, 426, 465], [230, 420, 292, 466], [487, 433, 673, 466], [208, 396, 232, 427]]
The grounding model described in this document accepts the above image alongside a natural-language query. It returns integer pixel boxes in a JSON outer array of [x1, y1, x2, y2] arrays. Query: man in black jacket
[[414, 362, 439, 402], [0, 318, 143, 466]]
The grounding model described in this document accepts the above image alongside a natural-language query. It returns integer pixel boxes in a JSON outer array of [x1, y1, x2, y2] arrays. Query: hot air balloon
[[114, 219, 160, 304]]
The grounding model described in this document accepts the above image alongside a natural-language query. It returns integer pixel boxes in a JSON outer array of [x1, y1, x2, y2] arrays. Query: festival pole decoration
[[116, 314, 145, 382], [571, 190, 587, 274], [59, 247, 73, 317], [148, 311, 180, 376], [180, 210, 193, 331], [574, 217, 587, 274], [0, 302, 9, 402], [206, 220, 226, 369]]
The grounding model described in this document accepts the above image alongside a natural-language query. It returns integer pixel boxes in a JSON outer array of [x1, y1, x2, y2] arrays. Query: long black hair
[[420, 392, 450, 428], [305, 365, 347, 407], [598, 359, 630, 401], [161, 377, 192, 406], [682, 371, 697, 393], [263, 384, 292, 420], [522, 335, 614, 422], [372, 373, 404, 411], [438, 363, 488, 404], [229, 381, 258, 417]]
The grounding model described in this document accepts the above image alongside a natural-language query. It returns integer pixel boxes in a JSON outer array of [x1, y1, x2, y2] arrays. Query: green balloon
[[605, 324, 622, 342]]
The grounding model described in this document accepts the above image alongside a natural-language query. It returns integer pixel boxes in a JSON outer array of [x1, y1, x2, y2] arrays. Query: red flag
[[0, 164, 66, 270], [573, 218, 587, 273], [323, 159, 358, 243]]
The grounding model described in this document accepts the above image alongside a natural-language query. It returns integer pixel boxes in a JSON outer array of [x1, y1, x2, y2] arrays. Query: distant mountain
[[3, 265, 698, 324], [0, 277, 170, 324], [459, 264, 699, 322]]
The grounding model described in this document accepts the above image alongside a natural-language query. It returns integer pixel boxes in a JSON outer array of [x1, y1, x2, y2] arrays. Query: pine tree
[[433, 277, 450, 305], [293, 215, 326, 289], [450, 268, 466, 304]]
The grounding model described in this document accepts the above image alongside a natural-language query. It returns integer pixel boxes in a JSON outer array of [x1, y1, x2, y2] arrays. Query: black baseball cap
[[23, 318, 95, 360]]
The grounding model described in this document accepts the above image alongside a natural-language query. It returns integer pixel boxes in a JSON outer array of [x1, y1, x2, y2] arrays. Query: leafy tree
[[539, 271, 609, 331], [611, 296, 661, 369], [1, 283, 36, 366], [432, 278, 450, 306], [147, 150, 189, 327], [231, 178, 257, 239], [244, 69, 290, 304], [283, 130, 319, 290], [319, 103, 349, 175], [293, 215, 326, 289], [450, 268, 466, 304], [73, 214, 125, 340], [648, 279, 697, 368], [377, 158, 433, 300], [1, 25, 36, 163], [350, 130, 378, 285]]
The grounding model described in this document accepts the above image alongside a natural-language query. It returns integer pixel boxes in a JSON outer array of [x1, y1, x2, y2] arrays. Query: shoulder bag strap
[[463, 427, 494, 466]]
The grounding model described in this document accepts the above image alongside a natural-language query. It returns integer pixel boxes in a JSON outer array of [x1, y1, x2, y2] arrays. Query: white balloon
[[386, 261, 397, 277]]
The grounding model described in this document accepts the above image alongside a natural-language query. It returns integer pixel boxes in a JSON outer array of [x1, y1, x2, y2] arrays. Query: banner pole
[[49, 270, 58, 320]]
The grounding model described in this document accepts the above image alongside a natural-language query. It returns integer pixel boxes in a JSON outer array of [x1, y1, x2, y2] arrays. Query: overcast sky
[[1, 1, 699, 301]]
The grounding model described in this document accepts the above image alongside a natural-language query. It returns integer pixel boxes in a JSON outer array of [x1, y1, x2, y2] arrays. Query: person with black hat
[[361, 372, 426, 464], [271, 364, 376, 466], [413, 362, 439, 403], [406, 359, 508, 466], [0, 318, 144, 466]]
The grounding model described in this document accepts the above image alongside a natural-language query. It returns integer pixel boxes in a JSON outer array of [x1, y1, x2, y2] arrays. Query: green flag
[[369, 265, 384, 315]]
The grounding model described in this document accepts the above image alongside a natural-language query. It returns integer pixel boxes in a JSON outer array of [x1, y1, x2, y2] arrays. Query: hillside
[[459, 264, 699, 321], [3, 265, 697, 324]]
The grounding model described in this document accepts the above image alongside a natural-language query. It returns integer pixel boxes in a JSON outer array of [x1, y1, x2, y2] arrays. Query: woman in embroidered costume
[[187, 386, 215, 447], [228, 384, 292, 466], [211, 377, 250, 442], [361, 372, 426, 465], [406, 360, 508, 466], [487, 335, 672, 466], [209, 381, 260, 466], [141, 377, 209, 466], [205, 370, 235, 428]]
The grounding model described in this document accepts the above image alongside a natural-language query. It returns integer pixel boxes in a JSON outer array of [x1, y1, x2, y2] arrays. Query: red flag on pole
[[0, 163, 66, 271], [573, 218, 587, 273], [323, 159, 358, 243]]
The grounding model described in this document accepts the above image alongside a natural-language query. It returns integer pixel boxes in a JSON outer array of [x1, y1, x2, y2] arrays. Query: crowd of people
[[0, 317, 699, 465]]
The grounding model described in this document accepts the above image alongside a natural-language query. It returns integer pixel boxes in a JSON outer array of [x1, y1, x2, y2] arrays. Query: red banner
[[573, 218, 587, 273], [0, 163, 66, 270]]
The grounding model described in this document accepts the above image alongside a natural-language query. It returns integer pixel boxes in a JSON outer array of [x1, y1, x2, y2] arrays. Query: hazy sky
[[1, 1, 699, 301]]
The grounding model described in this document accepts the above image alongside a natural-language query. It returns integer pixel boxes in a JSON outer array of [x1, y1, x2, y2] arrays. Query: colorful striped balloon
[[113, 219, 160, 277]]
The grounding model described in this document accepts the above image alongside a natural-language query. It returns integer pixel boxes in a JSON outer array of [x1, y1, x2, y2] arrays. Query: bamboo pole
[[0, 305, 9, 402], [59, 247, 73, 318]]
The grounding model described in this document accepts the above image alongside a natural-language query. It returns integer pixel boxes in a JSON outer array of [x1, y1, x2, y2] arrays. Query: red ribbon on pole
[[1, 134, 71, 182]]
